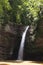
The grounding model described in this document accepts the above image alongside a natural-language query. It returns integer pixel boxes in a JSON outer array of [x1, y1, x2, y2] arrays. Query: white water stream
[[17, 26, 29, 60]]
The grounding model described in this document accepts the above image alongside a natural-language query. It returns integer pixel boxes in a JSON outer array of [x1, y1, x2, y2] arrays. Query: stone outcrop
[[0, 23, 27, 60], [0, 19, 43, 61]]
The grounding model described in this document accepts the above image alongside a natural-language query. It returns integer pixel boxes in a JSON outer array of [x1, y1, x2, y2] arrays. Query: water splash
[[17, 26, 29, 60]]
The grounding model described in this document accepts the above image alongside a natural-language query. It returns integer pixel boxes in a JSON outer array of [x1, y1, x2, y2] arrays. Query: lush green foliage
[[0, 0, 11, 24], [0, 0, 43, 25]]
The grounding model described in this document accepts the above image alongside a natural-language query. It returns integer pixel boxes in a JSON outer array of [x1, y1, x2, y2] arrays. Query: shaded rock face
[[0, 23, 29, 60], [0, 25, 18, 60], [27, 19, 43, 61], [0, 20, 43, 61], [35, 19, 43, 49]]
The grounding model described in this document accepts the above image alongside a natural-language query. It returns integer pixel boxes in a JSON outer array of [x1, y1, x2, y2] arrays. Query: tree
[[0, 0, 43, 25], [9, 0, 43, 25], [0, 0, 11, 25]]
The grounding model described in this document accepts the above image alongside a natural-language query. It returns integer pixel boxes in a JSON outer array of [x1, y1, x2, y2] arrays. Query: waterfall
[[17, 26, 29, 60]]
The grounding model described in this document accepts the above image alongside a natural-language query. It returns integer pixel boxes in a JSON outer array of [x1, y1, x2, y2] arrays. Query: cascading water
[[17, 26, 29, 60]]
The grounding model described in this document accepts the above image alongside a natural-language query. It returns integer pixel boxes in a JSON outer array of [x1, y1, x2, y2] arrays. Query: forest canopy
[[0, 0, 43, 25]]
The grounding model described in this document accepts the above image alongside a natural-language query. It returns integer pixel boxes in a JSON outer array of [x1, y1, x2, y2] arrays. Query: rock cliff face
[[0, 24, 27, 60], [35, 19, 43, 50], [0, 25, 17, 60], [0, 20, 43, 60]]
